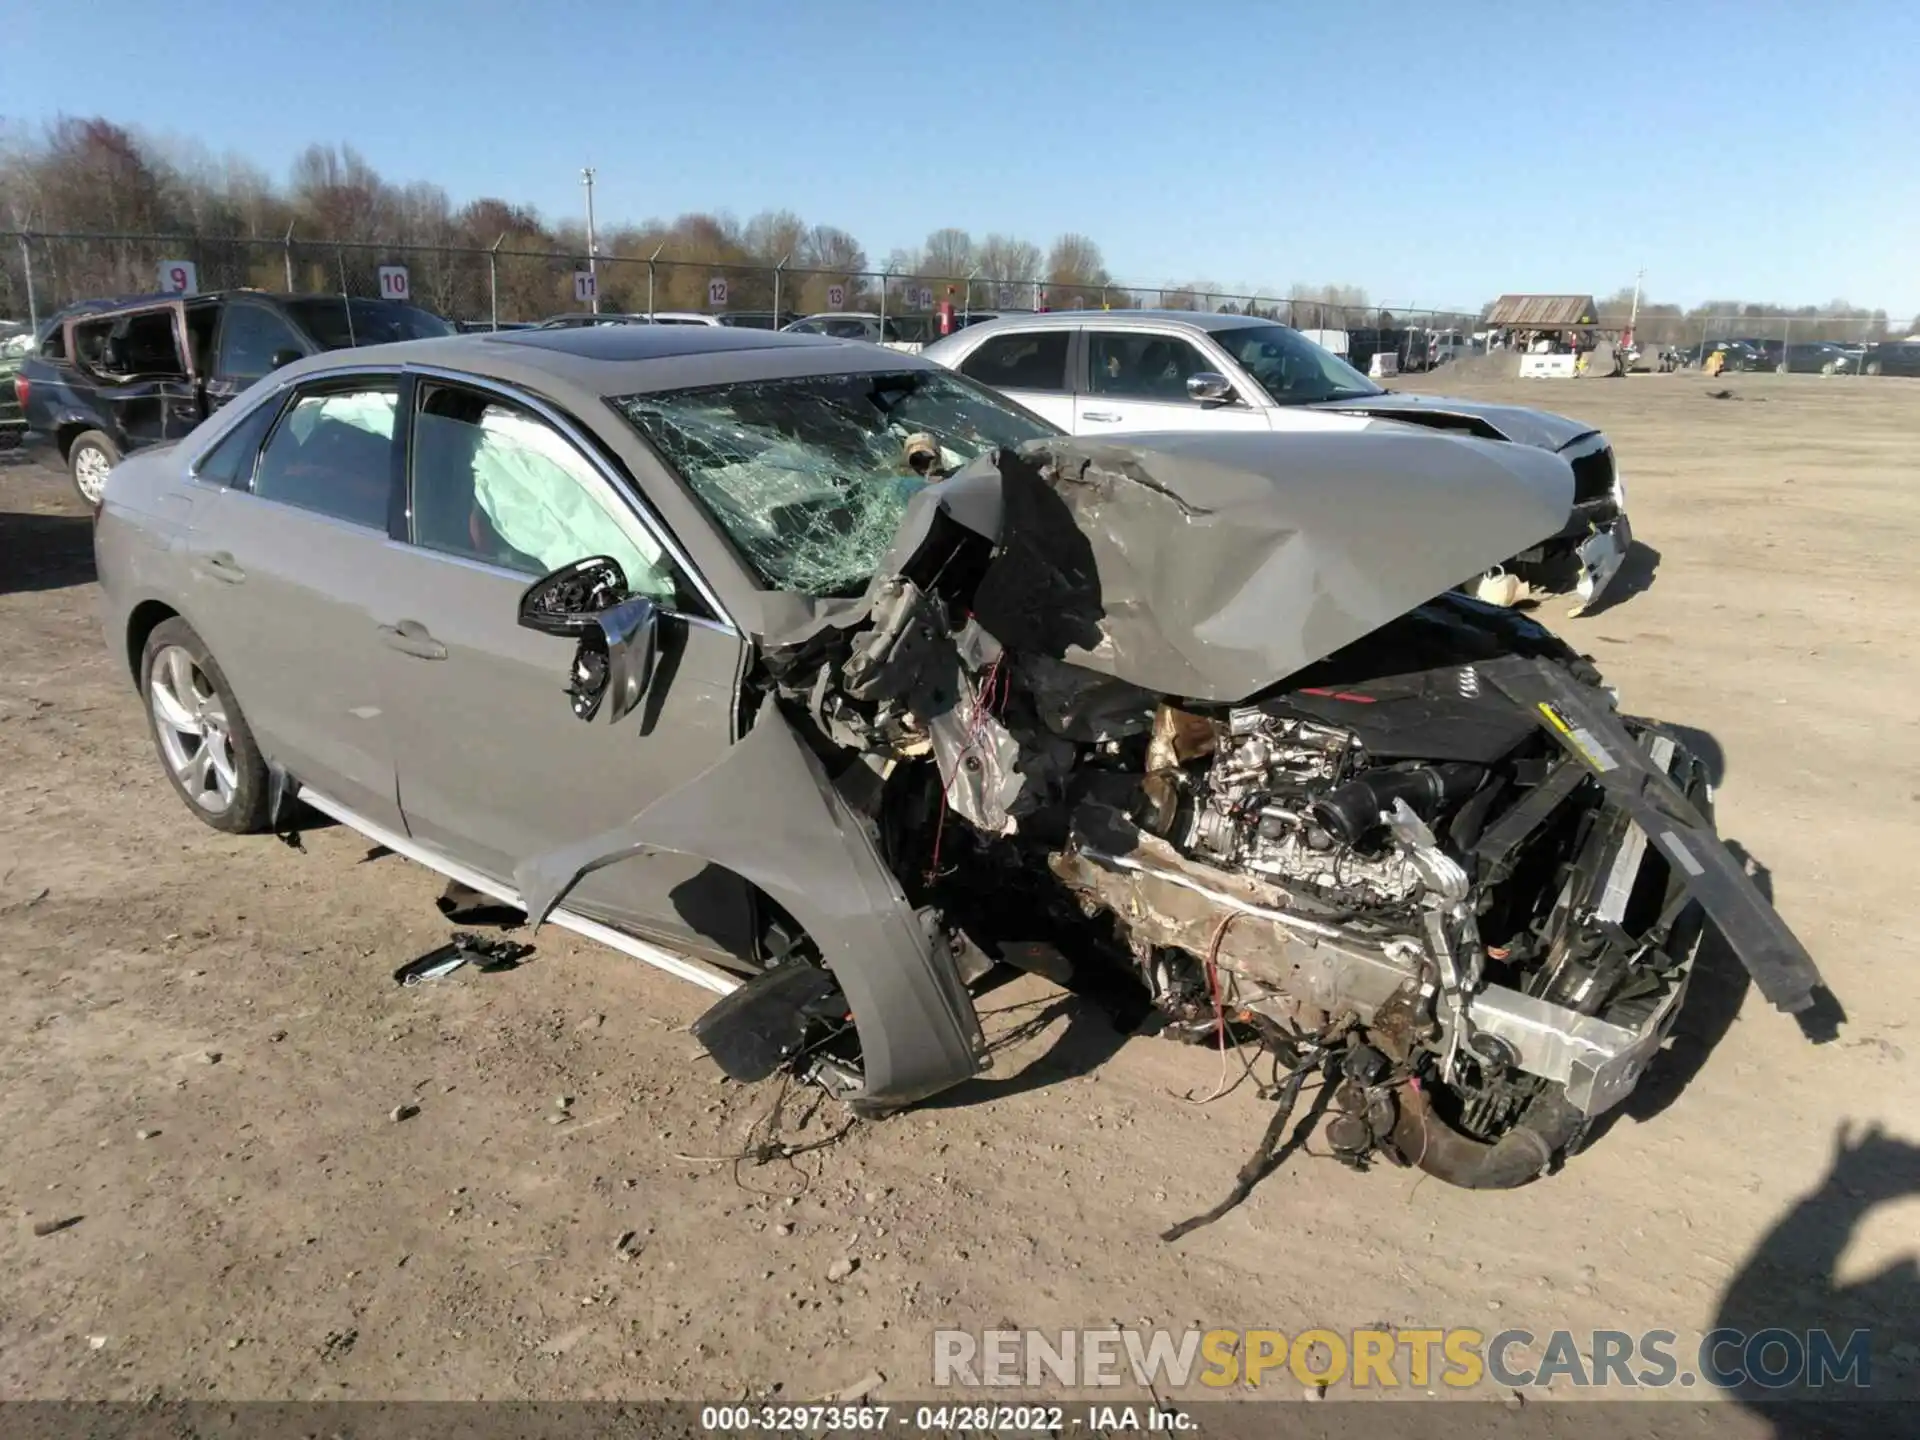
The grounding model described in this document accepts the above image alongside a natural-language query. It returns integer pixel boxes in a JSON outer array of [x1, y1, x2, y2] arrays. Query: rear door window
[[252, 381, 399, 529], [958, 331, 1071, 392]]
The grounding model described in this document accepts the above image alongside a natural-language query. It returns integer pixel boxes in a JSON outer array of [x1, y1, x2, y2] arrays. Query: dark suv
[[19, 290, 453, 504]]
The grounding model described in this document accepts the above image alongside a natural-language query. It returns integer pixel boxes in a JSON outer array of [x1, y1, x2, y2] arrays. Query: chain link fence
[[2, 230, 1905, 374], [0, 228, 1485, 341]]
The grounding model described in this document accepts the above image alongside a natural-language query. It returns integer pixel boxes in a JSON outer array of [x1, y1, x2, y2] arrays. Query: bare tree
[[923, 227, 972, 279], [743, 209, 808, 265], [1046, 232, 1110, 289], [975, 233, 1040, 288]]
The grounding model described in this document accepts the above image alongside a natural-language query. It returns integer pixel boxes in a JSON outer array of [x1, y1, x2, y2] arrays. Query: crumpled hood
[[773, 428, 1575, 705], [1308, 391, 1598, 452]]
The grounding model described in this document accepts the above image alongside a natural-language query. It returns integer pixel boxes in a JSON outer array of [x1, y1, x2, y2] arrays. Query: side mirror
[[517, 555, 630, 636], [268, 348, 304, 371], [517, 558, 657, 723], [1186, 372, 1235, 404]]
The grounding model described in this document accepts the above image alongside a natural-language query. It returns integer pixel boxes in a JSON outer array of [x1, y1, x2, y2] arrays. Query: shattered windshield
[[1215, 322, 1383, 404], [614, 370, 1055, 596]]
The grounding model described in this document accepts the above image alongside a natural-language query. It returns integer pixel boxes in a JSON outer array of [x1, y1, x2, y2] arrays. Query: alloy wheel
[[149, 645, 239, 814], [73, 445, 112, 504]]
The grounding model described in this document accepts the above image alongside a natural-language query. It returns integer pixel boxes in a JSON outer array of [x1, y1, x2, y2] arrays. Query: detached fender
[[514, 710, 985, 1109], [1481, 656, 1826, 1015]]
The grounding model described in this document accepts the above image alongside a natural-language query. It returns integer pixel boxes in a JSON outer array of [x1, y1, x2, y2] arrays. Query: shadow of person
[[1710, 1123, 1920, 1435]]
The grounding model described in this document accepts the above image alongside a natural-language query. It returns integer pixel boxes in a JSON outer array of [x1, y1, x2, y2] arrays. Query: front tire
[[68, 430, 121, 508], [140, 618, 272, 833]]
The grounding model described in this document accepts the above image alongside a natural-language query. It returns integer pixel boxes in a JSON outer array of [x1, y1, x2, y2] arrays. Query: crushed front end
[[715, 436, 1822, 1189], [537, 429, 1818, 1192]]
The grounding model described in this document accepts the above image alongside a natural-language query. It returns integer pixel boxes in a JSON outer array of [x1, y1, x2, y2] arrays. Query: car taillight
[[11, 374, 24, 409]]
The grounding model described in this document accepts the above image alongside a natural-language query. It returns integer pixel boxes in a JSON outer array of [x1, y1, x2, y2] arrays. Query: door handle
[[378, 619, 447, 661], [201, 551, 245, 584], [1081, 410, 1123, 422]]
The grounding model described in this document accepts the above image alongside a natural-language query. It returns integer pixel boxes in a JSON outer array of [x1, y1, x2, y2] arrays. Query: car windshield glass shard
[[1214, 322, 1383, 404], [284, 298, 454, 349], [615, 371, 1052, 596]]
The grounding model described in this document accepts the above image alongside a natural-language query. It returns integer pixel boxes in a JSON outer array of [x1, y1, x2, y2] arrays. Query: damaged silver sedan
[[97, 324, 1824, 1196]]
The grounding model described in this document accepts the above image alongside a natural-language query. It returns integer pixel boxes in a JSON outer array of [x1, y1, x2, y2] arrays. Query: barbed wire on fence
[[1, 230, 1905, 352]]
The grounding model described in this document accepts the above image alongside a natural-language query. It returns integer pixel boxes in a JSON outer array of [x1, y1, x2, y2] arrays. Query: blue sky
[[9, 0, 1918, 314]]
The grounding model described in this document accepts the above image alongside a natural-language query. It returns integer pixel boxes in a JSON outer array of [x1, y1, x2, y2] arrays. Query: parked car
[[1, 326, 33, 446], [19, 290, 453, 504], [1727, 337, 1785, 366], [536, 313, 658, 329], [1683, 339, 1767, 371], [714, 310, 800, 330], [1776, 342, 1856, 375], [782, 312, 908, 342], [454, 320, 537, 334], [920, 311, 1634, 612], [93, 323, 1822, 1190], [1860, 341, 1920, 377]]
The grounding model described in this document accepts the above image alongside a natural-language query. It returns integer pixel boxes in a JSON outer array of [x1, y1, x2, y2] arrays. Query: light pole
[[581, 166, 600, 315]]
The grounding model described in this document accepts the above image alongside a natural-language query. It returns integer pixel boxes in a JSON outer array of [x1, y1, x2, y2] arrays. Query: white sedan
[[920, 311, 1634, 611]]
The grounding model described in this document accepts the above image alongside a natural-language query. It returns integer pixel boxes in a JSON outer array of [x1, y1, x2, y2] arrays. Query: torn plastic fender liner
[[1480, 656, 1825, 1014], [513, 710, 986, 1109]]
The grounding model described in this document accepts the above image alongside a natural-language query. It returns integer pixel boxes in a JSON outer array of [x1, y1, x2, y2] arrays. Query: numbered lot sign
[[573, 271, 597, 303], [826, 283, 846, 309], [159, 260, 199, 295], [378, 265, 411, 301], [708, 277, 729, 307]]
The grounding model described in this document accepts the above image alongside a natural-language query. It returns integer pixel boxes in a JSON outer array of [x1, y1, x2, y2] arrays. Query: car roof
[[921, 308, 1277, 352], [268, 322, 938, 400]]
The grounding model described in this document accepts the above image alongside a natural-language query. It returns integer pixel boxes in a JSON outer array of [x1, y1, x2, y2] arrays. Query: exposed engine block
[[1180, 711, 1426, 908]]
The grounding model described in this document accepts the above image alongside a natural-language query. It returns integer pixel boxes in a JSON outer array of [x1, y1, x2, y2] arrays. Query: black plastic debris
[[393, 932, 533, 987], [691, 963, 847, 1083], [434, 879, 525, 929]]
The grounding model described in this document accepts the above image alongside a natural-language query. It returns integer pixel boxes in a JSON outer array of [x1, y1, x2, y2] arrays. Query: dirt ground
[[2, 371, 1917, 1415]]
